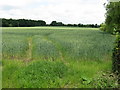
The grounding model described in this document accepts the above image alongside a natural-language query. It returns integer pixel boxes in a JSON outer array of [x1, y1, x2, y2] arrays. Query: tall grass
[[32, 36, 59, 60], [2, 59, 112, 88], [2, 27, 115, 61], [2, 27, 116, 88], [2, 35, 29, 59]]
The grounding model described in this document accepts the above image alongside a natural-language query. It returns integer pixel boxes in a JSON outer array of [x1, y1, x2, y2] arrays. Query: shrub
[[100, 23, 106, 32], [92, 71, 118, 88], [112, 34, 120, 73], [112, 33, 120, 84]]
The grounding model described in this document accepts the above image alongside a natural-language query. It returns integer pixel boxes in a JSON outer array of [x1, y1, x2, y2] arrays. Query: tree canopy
[[105, 1, 120, 33], [2, 18, 46, 27], [1, 18, 100, 28]]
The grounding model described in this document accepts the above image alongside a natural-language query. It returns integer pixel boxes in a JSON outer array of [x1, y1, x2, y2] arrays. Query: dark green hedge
[[112, 34, 120, 84]]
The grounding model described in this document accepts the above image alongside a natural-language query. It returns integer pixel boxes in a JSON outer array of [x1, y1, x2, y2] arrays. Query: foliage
[[2, 60, 24, 88], [104, 1, 120, 85], [112, 33, 120, 85], [105, 2, 120, 34], [100, 23, 106, 31], [1, 18, 100, 28], [2, 18, 46, 27], [14, 61, 68, 88], [2, 59, 113, 88], [50, 21, 64, 26], [92, 71, 118, 88]]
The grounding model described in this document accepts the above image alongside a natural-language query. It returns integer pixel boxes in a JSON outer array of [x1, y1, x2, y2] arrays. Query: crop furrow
[[43, 35, 64, 61]]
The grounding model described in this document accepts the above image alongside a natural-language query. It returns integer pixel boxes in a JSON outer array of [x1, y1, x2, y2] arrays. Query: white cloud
[[0, 0, 107, 24]]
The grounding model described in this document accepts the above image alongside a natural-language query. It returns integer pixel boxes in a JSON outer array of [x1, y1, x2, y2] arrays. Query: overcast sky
[[0, 0, 107, 24]]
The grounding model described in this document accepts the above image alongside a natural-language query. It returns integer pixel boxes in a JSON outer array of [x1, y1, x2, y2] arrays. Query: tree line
[[2, 18, 46, 27], [50, 21, 99, 28], [1, 18, 100, 28]]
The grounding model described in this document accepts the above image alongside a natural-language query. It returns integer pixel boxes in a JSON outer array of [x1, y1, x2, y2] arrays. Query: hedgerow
[[112, 33, 120, 84]]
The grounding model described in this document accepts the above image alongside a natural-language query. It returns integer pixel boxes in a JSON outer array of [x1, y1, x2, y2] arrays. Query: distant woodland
[[1, 18, 100, 28]]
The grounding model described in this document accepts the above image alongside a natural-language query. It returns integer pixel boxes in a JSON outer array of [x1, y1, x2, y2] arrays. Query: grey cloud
[[0, 5, 18, 11]]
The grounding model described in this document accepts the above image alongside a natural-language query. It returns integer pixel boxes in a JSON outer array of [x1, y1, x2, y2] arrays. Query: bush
[[92, 71, 118, 88], [112, 33, 120, 84], [112, 34, 120, 73], [14, 61, 68, 88], [100, 23, 106, 32]]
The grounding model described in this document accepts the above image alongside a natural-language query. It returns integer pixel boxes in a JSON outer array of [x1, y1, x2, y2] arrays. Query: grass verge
[[2, 59, 117, 88]]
